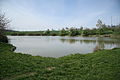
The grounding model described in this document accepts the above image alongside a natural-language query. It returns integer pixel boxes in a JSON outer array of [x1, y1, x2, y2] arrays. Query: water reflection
[[60, 39, 77, 44], [93, 42, 105, 52], [59, 37, 120, 52], [8, 36, 120, 57], [60, 37, 120, 44]]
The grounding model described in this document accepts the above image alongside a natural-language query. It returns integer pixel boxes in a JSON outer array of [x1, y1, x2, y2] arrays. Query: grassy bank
[[5, 30, 120, 38], [0, 43, 120, 80]]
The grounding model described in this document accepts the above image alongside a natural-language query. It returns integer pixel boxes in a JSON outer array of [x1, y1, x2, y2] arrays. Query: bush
[[103, 30, 113, 34], [0, 35, 8, 43]]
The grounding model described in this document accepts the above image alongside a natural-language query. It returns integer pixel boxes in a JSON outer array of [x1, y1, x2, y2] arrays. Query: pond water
[[8, 36, 120, 57]]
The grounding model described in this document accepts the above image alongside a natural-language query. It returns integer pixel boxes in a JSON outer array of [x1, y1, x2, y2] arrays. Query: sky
[[0, 0, 120, 31]]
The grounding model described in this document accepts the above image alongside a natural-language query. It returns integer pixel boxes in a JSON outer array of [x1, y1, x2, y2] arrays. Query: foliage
[[5, 19, 120, 37], [43, 29, 50, 35], [0, 35, 8, 43], [59, 28, 67, 36], [69, 27, 80, 36]]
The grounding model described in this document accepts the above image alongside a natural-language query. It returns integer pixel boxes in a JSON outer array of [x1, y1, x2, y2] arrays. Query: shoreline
[[7, 34, 120, 38], [0, 42, 120, 79]]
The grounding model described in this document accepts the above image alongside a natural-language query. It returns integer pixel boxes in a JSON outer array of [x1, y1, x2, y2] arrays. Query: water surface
[[8, 36, 120, 57]]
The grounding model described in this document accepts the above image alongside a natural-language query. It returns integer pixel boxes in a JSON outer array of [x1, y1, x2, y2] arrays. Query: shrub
[[0, 35, 8, 43]]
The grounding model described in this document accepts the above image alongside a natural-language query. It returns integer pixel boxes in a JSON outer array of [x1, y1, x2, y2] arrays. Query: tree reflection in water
[[59, 37, 120, 52]]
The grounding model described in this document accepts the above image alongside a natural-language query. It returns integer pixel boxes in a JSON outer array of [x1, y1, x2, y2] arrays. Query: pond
[[8, 36, 120, 57]]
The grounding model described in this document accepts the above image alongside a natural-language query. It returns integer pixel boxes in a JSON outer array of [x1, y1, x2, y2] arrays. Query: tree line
[[1, 11, 120, 43], [43, 20, 120, 36], [6, 19, 120, 36]]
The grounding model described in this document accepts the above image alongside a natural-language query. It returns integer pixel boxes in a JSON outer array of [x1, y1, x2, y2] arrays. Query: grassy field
[[0, 42, 120, 80]]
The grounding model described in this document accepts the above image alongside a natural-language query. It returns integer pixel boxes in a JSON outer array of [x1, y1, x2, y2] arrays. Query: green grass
[[0, 42, 120, 80], [5, 31, 44, 35], [5, 31, 61, 36]]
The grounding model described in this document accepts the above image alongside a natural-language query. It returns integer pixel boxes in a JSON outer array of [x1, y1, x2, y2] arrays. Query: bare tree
[[96, 19, 103, 28], [0, 12, 10, 35], [0, 12, 10, 43], [96, 19, 104, 35]]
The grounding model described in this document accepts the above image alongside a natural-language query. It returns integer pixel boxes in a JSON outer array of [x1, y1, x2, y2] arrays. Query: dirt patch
[[47, 67, 55, 71]]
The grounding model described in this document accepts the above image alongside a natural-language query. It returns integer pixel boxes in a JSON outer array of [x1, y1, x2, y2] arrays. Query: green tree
[[69, 27, 79, 36], [43, 29, 50, 35], [59, 28, 66, 36]]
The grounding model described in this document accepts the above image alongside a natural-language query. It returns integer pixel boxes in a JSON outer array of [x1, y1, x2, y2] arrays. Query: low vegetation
[[0, 42, 120, 80], [6, 23, 120, 37]]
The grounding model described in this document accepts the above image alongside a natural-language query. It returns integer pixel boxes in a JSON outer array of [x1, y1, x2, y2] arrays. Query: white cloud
[[0, 0, 119, 30]]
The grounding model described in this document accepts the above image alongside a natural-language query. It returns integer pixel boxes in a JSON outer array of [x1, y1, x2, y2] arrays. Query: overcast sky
[[0, 0, 120, 31]]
